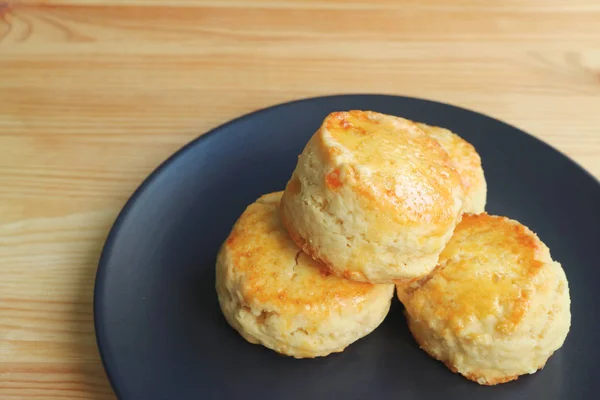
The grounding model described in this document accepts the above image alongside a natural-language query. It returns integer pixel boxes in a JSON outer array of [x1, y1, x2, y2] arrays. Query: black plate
[[95, 95, 600, 399]]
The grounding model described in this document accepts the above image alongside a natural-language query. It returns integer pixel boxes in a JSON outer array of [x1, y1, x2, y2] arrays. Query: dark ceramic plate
[[95, 95, 600, 399]]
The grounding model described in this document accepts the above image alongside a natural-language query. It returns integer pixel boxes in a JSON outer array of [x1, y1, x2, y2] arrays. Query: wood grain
[[1, 0, 598, 398]]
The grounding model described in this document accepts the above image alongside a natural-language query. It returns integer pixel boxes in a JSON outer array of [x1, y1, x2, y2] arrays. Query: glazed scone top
[[408, 213, 563, 336], [222, 192, 382, 315], [416, 122, 486, 213], [318, 111, 463, 224]]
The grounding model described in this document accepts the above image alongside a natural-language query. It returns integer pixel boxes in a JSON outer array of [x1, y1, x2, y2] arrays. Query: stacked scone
[[216, 110, 571, 385]]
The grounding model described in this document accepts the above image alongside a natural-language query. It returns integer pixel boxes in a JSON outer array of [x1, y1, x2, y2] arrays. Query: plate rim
[[93, 93, 599, 398]]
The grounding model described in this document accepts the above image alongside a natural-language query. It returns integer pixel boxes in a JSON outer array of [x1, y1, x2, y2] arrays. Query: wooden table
[[1, 0, 598, 398]]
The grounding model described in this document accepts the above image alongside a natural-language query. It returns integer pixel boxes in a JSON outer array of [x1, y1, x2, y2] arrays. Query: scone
[[216, 192, 394, 358], [416, 122, 487, 214], [400, 213, 571, 385], [281, 110, 464, 283]]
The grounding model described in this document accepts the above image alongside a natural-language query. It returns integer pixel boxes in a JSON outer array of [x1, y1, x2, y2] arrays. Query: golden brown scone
[[415, 122, 487, 214], [400, 214, 571, 385], [281, 110, 464, 283], [216, 192, 394, 358]]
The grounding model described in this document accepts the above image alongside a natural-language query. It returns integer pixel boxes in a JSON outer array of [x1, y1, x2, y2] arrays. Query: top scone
[[281, 110, 464, 283]]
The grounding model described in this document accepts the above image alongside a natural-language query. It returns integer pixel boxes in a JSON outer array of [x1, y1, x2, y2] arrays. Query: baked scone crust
[[216, 192, 394, 358], [281, 110, 464, 283], [401, 214, 571, 385]]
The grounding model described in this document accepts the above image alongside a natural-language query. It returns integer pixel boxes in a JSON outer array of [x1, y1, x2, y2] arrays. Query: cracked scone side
[[216, 191, 394, 358]]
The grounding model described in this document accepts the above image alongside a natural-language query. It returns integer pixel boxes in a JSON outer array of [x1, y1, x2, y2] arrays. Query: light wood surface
[[1, 0, 599, 398]]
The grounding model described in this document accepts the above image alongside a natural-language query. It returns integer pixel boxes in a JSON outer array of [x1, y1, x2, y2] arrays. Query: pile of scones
[[216, 110, 571, 385]]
